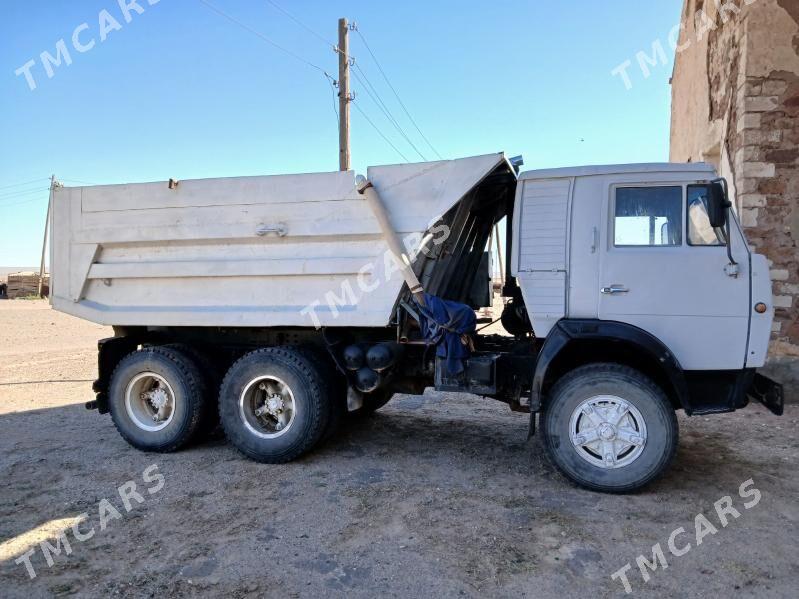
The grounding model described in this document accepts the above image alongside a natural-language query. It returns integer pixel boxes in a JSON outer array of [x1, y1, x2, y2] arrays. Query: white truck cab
[[514, 163, 772, 370], [51, 154, 783, 493]]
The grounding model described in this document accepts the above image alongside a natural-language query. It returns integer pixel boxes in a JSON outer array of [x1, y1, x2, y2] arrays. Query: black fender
[[530, 319, 691, 420], [90, 336, 141, 413]]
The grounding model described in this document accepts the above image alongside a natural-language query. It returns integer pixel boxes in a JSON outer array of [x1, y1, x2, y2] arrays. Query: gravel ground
[[1, 300, 797, 598]]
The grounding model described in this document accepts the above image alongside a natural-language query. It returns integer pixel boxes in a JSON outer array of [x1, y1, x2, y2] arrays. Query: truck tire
[[541, 363, 678, 493], [163, 343, 222, 440], [218, 347, 330, 463], [108, 347, 207, 452]]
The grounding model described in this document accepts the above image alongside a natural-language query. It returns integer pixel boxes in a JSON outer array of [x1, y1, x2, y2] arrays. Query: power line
[[0, 193, 49, 209], [352, 100, 409, 162], [325, 74, 340, 133], [354, 27, 443, 160], [0, 187, 49, 201], [263, 0, 334, 49], [196, 0, 340, 140], [352, 64, 426, 161], [353, 64, 396, 128], [0, 177, 49, 191], [197, 0, 329, 75], [61, 178, 97, 185]]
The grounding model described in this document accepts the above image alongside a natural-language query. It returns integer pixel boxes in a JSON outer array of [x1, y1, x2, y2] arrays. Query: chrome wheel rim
[[125, 372, 176, 432], [569, 395, 647, 469], [239, 376, 297, 439]]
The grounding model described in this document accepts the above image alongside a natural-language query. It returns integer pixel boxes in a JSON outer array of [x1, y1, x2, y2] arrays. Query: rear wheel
[[219, 347, 330, 463], [541, 363, 678, 493], [108, 347, 207, 452]]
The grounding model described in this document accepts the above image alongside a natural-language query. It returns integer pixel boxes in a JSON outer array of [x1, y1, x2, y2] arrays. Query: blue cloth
[[414, 293, 476, 375]]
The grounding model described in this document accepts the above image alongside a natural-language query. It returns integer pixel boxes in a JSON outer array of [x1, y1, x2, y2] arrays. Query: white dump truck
[[49, 153, 784, 492]]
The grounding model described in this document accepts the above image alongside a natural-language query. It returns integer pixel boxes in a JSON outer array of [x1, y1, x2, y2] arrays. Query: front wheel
[[541, 363, 678, 493]]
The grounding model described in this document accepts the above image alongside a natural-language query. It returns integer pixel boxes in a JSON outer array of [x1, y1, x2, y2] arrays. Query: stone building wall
[[670, 0, 799, 388]]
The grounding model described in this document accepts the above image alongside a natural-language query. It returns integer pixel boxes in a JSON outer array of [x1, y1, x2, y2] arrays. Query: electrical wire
[[198, 3, 427, 165], [352, 64, 426, 161], [325, 74, 340, 134], [263, 0, 335, 49], [261, 0, 357, 67], [354, 27, 443, 160], [197, 0, 329, 74], [353, 64, 399, 131], [0, 177, 49, 191], [352, 100, 409, 162], [0, 193, 49, 209], [259, 0, 356, 143], [0, 187, 50, 201], [197, 0, 340, 138], [60, 178, 96, 185]]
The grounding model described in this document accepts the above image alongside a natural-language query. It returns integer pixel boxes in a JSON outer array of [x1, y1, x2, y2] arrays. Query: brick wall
[[671, 0, 799, 362], [735, 72, 799, 357]]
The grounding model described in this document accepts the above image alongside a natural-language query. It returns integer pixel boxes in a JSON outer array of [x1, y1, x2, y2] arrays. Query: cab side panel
[[512, 178, 572, 337]]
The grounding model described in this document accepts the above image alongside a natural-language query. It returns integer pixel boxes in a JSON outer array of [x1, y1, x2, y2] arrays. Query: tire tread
[[108, 346, 206, 452], [218, 347, 330, 463], [541, 362, 678, 494]]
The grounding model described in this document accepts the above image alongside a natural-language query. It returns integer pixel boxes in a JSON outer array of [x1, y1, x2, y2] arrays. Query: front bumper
[[747, 373, 784, 416]]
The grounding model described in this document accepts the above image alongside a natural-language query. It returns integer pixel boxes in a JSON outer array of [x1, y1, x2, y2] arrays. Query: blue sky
[[0, 0, 682, 266]]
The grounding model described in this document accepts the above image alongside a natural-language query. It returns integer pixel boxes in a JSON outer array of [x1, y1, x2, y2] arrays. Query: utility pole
[[338, 17, 351, 171], [38, 175, 54, 297]]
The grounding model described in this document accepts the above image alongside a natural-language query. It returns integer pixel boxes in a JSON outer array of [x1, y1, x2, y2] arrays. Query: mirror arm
[[725, 215, 737, 266], [713, 177, 737, 267]]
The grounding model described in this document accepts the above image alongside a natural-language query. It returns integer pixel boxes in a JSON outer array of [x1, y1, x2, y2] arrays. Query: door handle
[[256, 223, 287, 237], [601, 285, 629, 294]]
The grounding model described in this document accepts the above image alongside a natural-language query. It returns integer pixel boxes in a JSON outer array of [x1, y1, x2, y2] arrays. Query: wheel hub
[[240, 376, 297, 438], [255, 393, 285, 417], [568, 395, 648, 470], [143, 387, 169, 410], [598, 422, 616, 441], [125, 373, 176, 432]]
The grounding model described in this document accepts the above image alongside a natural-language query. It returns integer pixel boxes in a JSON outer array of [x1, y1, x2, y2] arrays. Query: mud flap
[[747, 373, 784, 416]]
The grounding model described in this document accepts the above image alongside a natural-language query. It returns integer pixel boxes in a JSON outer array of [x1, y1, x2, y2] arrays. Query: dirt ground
[[0, 300, 797, 598]]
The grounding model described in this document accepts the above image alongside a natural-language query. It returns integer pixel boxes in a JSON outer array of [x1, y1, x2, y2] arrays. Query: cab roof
[[519, 162, 716, 181]]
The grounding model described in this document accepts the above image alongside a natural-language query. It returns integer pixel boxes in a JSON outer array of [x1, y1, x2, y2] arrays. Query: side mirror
[[708, 180, 730, 228]]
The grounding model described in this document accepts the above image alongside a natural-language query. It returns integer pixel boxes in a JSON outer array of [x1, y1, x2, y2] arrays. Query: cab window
[[687, 184, 726, 246], [614, 186, 682, 246]]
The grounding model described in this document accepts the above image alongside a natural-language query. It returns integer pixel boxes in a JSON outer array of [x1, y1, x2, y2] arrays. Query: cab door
[[598, 183, 750, 371]]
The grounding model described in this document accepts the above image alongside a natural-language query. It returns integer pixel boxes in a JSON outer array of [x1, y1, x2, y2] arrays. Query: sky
[[0, 0, 683, 267]]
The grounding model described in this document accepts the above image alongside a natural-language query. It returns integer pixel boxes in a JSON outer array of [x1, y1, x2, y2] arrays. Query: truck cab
[[513, 163, 771, 373]]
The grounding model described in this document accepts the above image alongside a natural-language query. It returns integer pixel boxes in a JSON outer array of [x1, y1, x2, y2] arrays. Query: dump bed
[[50, 154, 508, 328]]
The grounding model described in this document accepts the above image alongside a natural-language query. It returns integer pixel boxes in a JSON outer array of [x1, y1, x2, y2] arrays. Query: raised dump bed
[[49, 153, 508, 328]]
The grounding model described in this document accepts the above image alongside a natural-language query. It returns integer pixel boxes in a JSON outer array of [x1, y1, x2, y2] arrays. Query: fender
[[530, 319, 691, 417], [89, 335, 141, 414]]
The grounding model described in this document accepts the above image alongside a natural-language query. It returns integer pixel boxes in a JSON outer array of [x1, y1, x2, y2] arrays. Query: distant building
[[670, 0, 799, 384]]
